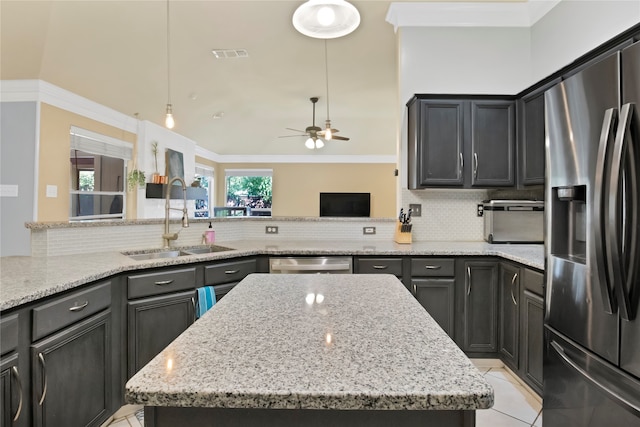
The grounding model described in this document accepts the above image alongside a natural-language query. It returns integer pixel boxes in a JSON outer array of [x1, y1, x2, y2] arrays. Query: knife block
[[394, 223, 412, 244]]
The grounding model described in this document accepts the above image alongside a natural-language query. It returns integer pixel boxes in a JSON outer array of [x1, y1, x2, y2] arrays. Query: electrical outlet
[[363, 226, 376, 235], [409, 203, 422, 217], [265, 226, 279, 234], [477, 204, 484, 217]]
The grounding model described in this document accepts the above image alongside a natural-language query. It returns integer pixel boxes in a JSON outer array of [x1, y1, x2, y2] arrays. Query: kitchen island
[[125, 274, 493, 427]]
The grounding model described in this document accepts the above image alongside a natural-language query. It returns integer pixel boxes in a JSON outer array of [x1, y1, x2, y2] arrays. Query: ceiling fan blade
[[278, 134, 306, 138], [285, 127, 306, 133], [331, 135, 350, 141], [318, 128, 339, 136]]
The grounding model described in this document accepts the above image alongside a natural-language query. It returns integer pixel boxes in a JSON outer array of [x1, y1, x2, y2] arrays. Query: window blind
[[70, 126, 133, 160]]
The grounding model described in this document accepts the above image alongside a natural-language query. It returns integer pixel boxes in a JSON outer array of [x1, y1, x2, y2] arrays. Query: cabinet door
[[412, 278, 455, 338], [522, 290, 544, 395], [499, 263, 520, 370], [518, 79, 560, 187], [461, 261, 498, 353], [409, 99, 465, 188], [470, 100, 515, 187], [127, 291, 195, 377], [31, 310, 112, 427], [1, 354, 24, 427]]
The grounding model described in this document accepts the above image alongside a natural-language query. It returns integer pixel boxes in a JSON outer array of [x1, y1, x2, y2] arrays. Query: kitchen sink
[[123, 245, 234, 260], [181, 245, 235, 255], [123, 249, 191, 261]]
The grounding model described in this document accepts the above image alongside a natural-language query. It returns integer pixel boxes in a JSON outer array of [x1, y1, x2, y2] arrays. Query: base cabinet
[[412, 279, 455, 337], [521, 290, 544, 395], [31, 310, 112, 427], [499, 263, 521, 370], [458, 260, 498, 355], [1, 353, 23, 427], [127, 292, 195, 377]]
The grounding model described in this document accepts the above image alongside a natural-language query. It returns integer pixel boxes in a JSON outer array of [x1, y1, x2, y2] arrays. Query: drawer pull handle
[[38, 353, 47, 406], [69, 301, 89, 312], [372, 265, 388, 270], [225, 270, 239, 274], [424, 265, 441, 270], [11, 366, 23, 421], [154, 280, 174, 286]]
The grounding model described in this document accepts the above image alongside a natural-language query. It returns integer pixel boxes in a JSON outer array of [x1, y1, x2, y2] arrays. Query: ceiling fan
[[280, 97, 350, 149]]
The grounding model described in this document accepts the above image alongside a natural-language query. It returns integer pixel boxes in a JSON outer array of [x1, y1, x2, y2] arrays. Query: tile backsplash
[[31, 188, 540, 256], [402, 189, 488, 242]]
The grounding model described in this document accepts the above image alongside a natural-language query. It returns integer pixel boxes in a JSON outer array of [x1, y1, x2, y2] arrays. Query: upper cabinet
[[517, 79, 560, 187], [408, 95, 515, 189]]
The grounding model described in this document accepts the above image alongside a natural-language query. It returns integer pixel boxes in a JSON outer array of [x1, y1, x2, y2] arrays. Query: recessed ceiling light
[[211, 49, 249, 59], [212, 112, 225, 119]]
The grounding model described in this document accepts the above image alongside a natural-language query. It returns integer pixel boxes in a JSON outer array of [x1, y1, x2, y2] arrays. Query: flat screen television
[[319, 192, 371, 217]]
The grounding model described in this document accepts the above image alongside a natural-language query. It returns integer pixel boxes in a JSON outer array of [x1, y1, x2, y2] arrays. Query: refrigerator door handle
[[608, 103, 638, 321], [550, 340, 640, 414], [594, 108, 618, 314]]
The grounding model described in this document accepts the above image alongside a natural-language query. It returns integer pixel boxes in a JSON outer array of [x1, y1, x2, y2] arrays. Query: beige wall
[[38, 103, 137, 221], [214, 162, 397, 218]]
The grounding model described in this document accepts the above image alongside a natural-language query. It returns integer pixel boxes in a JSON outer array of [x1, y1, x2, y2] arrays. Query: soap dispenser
[[203, 222, 215, 244]]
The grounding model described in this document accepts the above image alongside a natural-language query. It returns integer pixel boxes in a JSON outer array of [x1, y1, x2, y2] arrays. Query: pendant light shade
[[165, 104, 175, 129], [293, 0, 360, 39]]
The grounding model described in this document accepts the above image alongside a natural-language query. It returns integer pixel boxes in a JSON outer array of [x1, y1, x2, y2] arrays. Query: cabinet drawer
[[128, 267, 196, 299], [356, 258, 403, 276], [411, 258, 455, 277], [205, 259, 257, 285], [0, 314, 19, 355], [523, 268, 544, 296], [32, 281, 111, 341]]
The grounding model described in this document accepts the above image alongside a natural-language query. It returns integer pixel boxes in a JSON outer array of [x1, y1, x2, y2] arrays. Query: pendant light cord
[[166, 0, 171, 105], [324, 40, 330, 121]]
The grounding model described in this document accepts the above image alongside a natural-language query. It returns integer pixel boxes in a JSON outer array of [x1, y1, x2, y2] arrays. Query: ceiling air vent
[[212, 49, 249, 59]]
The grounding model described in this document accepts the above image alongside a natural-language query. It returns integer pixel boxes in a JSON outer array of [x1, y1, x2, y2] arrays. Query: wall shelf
[[145, 183, 207, 200]]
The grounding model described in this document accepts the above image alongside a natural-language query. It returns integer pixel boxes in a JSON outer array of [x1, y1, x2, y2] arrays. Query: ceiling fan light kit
[[292, 0, 361, 39]]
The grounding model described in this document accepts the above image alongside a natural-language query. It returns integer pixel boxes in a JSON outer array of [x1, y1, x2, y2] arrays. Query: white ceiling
[[0, 0, 526, 157]]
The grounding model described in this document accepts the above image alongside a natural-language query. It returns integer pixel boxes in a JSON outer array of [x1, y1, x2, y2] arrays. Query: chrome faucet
[[162, 177, 189, 248]]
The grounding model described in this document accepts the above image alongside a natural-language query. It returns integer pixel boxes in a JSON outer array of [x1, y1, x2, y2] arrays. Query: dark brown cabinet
[[408, 96, 515, 189], [1, 312, 24, 427], [410, 258, 456, 337], [517, 78, 560, 187], [499, 262, 521, 370], [126, 267, 196, 377], [520, 268, 545, 395], [0, 353, 22, 427], [457, 260, 499, 355], [31, 310, 112, 427], [204, 257, 258, 301]]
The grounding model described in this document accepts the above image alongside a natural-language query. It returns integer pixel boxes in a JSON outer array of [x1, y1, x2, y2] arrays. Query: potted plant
[[151, 141, 161, 183], [127, 168, 146, 192]]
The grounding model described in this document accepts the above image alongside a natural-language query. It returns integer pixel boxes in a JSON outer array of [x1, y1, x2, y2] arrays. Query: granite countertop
[[0, 240, 544, 311], [125, 274, 494, 411]]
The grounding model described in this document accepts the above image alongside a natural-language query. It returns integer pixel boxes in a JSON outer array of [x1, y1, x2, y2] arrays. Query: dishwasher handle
[[271, 263, 351, 272]]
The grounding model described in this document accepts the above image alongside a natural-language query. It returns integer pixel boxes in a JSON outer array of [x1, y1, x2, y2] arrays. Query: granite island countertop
[[125, 274, 494, 411], [0, 240, 544, 311]]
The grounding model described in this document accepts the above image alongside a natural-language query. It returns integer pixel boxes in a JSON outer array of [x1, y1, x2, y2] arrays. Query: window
[[218, 169, 272, 217], [69, 127, 132, 221], [194, 164, 214, 218]]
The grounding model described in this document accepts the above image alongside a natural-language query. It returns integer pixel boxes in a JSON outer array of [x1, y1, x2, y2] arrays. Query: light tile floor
[[473, 360, 543, 427], [105, 361, 542, 427]]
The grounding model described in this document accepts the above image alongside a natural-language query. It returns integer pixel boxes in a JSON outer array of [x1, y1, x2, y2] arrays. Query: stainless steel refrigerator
[[544, 39, 640, 426]]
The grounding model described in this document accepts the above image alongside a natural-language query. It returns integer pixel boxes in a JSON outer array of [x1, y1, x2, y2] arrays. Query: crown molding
[[386, 1, 562, 31], [0, 79, 138, 134], [211, 154, 397, 164]]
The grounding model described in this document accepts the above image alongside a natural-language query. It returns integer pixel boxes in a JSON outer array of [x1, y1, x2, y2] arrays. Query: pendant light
[[164, 0, 175, 129], [293, 0, 360, 39], [323, 40, 333, 140]]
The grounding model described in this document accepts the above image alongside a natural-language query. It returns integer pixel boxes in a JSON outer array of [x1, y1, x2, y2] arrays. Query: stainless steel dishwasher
[[269, 257, 353, 274]]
